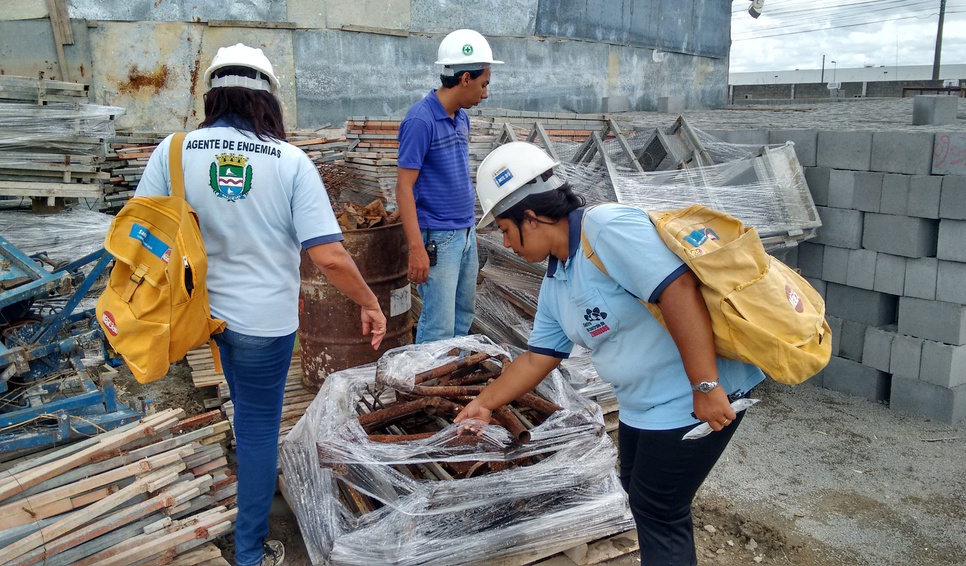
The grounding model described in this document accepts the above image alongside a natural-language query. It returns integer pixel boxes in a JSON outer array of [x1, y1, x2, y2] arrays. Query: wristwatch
[[691, 380, 720, 394]]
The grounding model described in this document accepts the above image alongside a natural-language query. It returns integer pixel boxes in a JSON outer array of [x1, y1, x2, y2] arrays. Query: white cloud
[[730, 0, 966, 73]]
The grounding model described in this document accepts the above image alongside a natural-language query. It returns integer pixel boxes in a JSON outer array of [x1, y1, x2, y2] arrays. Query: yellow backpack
[[581, 204, 831, 385], [97, 132, 226, 383]]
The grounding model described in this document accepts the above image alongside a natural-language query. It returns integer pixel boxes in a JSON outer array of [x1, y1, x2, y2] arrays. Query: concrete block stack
[[778, 128, 966, 423]]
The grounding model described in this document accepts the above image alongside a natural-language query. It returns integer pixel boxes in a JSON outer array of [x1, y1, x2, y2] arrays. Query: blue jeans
[[415, 227, 478, 343], [213, 328, 296, 566]]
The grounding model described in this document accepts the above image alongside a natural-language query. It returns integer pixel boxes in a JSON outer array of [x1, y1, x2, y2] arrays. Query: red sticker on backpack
[[101, 311, 118, 336], [785, 285, 804, 313]]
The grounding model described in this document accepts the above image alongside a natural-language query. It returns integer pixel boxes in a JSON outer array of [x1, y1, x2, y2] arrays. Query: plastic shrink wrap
[[279, 335, 633, 565]]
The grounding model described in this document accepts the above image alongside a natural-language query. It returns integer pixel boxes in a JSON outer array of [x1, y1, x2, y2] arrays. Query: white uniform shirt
[[528, 204, 765, 430], [135, 123, 343, 336]]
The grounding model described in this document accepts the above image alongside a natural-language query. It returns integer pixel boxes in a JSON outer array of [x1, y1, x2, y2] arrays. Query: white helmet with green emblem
[[435, 29, 504, 76]]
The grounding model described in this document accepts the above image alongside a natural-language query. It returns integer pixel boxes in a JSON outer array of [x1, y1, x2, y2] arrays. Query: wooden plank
[[206, 19, 297, 29], [0, 182, 102, 198], [340, 24, 409, 37]]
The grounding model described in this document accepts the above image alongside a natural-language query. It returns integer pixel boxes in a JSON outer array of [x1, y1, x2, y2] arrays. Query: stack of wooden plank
[[0, 76, 120, 206], [100, 132, 168, 213], [341, 118, 401, 207], [0, 408, 236, 565]]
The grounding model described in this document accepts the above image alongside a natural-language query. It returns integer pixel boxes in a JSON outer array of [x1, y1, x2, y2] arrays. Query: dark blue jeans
[[618, 412, 745, 566], [213, 328, 296, 566]]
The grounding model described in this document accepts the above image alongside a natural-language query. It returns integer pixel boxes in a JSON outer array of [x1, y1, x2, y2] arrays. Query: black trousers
[[618, 412, 745, 566]]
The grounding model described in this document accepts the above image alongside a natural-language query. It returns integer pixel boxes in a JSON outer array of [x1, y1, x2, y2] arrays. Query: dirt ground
[[112, 363, 966, 566]]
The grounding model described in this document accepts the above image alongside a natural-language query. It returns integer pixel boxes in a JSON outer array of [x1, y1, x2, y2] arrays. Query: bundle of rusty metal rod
[[362, 349, 562, 444]]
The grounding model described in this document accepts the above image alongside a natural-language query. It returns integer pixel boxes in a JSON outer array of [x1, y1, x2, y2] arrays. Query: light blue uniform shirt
[[528, 204, 765, 430], [135, 123, 343, 337]]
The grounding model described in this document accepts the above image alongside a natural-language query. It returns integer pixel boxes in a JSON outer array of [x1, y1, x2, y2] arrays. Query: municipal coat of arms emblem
[[209, 153, 253, 202]]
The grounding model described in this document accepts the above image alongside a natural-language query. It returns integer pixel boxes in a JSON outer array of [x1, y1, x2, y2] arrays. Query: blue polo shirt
[[528, 204, 765, 430], [397, 90, 474, 229]]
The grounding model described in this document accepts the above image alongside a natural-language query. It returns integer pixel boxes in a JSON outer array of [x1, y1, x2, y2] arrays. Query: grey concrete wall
[[0, 0, 728, 132]]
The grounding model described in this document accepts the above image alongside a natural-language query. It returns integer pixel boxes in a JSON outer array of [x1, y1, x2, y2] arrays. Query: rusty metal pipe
[[516, 393, 563, 416], [409, 385, 485, 398], [357, 397, 440, 432], [413, 352, 492, 384], [492, 405, 531, 443], [367, 432, 436, 443]]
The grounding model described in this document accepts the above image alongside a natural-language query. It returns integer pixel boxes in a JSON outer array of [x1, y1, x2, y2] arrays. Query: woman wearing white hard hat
[[456, 142, 764, 566], [136, 43, 386, 566], [395, 29, 502, 344]]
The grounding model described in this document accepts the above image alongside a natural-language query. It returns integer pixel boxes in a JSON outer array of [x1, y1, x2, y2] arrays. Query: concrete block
[[822, 245, 849, 284], [934, 133, 966, 175], [898, 297, 966, 345], [937, 219, 966, 262], [603, 95, 630, 113], [769, 130, 818, 167], [907, 175, 942, 219], [879, 174, 909, 216], [862, 213, 938, 258], [822, 356, 890, 403], [804, 167, 830, 206], [814, 207, 863, 249], [871, 131, 934, 175], [817, 131, 873, 171], [839, 320, 867, 362], [719, 130, 769, 146], [826, 283, 898, 327], [939, 174, 966, 220], [828, 169, 856, 209], [797, 242, 824, 279], [890, 378, 966, 424], [863, 325, 896, 372], [846, 249, 877, 290], [655, 96, 683, 114], [805, 276, 827, 298], [852, 172, 882, 212], [904, 257, 938, 300], [936, 261, 966, 304], [890, 334, 923, 379], [912, 95, 959, 126], [873, 253, 906, 296], [827, 315, 843, 357], [921, 341, 966, 388]]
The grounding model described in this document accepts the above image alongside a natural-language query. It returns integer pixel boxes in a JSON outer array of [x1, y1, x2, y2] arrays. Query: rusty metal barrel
[[298, 222, 413, 391]]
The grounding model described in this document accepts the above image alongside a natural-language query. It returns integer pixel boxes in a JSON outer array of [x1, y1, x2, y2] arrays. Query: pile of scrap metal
[[280, 335, 633, 565], [0, 408, 237, 565], [0, 209, 142, 458]]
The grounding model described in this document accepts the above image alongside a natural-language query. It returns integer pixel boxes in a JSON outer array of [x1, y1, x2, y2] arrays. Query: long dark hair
[[200, 87, 285, 142], [497, 183, 585, 245]]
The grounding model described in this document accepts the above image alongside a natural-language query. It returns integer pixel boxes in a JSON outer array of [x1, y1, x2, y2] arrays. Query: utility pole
[[820, 54, 825, 83], [932, 0, 946, 81]]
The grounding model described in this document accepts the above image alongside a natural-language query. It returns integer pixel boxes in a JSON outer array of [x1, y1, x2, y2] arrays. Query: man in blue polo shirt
[[396, 29, 502, 343]]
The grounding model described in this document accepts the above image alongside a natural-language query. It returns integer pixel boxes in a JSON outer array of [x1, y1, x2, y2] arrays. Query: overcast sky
[[729, 0, 966, 74]]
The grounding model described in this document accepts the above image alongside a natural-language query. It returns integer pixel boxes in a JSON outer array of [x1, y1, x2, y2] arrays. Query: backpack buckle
[[122, 263, 149, 302]]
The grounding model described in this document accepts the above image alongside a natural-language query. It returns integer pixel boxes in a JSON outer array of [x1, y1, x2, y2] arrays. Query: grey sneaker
[[260, 540, 285, 566]]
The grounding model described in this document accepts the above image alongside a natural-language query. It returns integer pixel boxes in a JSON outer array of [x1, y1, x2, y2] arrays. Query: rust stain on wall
[[120, 65, 170, 94]]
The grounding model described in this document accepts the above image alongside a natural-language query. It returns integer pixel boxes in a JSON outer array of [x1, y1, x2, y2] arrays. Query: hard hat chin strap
[[210, 74, 271, 92]]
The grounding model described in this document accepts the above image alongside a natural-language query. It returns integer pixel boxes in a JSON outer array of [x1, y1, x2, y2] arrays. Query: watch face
[[695, 381, 718, 393]]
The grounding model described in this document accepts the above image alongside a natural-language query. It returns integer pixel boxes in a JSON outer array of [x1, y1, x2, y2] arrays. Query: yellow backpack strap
[[168, 132, 187, 200], [121, 262, 150, 303], [580, 204, 666, 323]]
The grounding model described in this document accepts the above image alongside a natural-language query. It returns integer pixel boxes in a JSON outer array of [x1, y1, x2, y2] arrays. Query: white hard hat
[[476, 142, 563, 229], [435, 29, 504, 76], [204, 43, 280, 94]]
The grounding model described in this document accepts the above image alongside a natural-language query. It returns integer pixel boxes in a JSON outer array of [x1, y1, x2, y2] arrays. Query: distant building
[[731, 64, 966, 86]]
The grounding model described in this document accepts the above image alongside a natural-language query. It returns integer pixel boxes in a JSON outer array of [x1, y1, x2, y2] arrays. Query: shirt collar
[[428, 89, 459, 122], [546, 208, 586, 278], [210, 114, 255, 131]]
